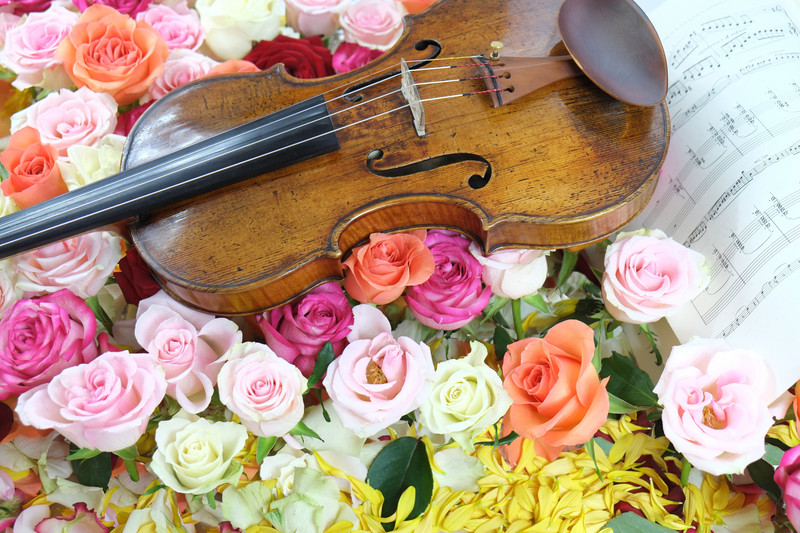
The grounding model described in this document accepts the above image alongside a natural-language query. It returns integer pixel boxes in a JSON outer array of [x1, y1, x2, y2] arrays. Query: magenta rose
[[322, 304, 434, 437], [72, 0, 151, 17], [405, 230, 491, 330], [3, 0, 51, 15], [256, 281, 353, 377], [602, 229, 709, 324], [0, 289, 98, 400], [332, 42, 383, 74], [16, 350, 167, 451], [775, 444, 800, 530], [114, 101, 152, 136], [135, 290, 241, 413]]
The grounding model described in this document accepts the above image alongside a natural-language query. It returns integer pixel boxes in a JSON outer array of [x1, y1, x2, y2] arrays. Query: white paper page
[[631, 0, 800, 393]]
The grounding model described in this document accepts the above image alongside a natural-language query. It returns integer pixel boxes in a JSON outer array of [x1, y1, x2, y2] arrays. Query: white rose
[[469, 243, 550, 300], [149, 417, 248, 495], [59, 134, 126, 191], [195, 0, 283, 60], [419, 341, 512, 452]]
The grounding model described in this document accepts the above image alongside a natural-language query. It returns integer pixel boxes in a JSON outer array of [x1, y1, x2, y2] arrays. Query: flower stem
[[512, 299, 524, 340]]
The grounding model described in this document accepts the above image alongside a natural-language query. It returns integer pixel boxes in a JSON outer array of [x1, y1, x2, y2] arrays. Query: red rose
[[244, 35, 334, 79], [113, 246, 161, 306]]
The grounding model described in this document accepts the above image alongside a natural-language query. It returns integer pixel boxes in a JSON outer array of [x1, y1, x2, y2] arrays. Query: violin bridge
[[400, 58, 426, 137]]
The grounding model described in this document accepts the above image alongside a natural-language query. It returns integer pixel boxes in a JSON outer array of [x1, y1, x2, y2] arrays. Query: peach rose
[[502, 319, 608, 461], [55, 4, 169, 105], [0, 126, 67, 209], [342, 230, 435, 305]]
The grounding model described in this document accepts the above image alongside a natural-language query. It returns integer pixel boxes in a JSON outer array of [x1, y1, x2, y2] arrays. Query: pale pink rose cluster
[[323, 304, 435, 437], [16, 350, 167, 452], [654, 338, 792, 476], [339, 0, 405, 51], [144, 48, 219, 102], [285, 0, 348, 38], [135, 290, 241, 414], [136, 1, 204, 51], [0, 4, 78, 89], [602, 229, 709, 324]]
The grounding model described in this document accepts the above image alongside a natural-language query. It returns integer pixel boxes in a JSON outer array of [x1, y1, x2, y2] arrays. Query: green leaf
[[605, 511, 676, 532], [366, 437, 433, 530], [307, 342, 335, 389], [764, 443, 784, 467], [521, 293, 549, 313], [84, 295, 114, 334], [123, 458, 140, 482], [599, 352, 658, 408], [67, 447, 103, 461], [115, 444, 138, 461], [289, 420, 322, 441], [69, 444, 112, 490], [492, 326, 513, 361], [557, 249, 579, 289], [585, 438, 603, 480], [310, 388, 331, 422], [257, 436, 277, 464], [607, 392, 642, 414], [747, 458, 782, 502], [638, 323, 663, 366], [480, 297, 510, 324], [475, 430, 518, 448], [592, 436, 613, 456], [0, 162, 8, 181]]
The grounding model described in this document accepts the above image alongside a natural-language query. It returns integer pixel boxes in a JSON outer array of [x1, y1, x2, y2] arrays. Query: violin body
[[123, 0, 669, 315]]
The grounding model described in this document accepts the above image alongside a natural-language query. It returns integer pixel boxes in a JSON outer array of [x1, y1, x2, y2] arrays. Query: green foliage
[[0, 162, 8, 181], [599, 352, 659, 408], [366, 437, 433, 530], [69, 444, 112, 490], [747, 458, 783, 502], [288, 420, 322, 441], [605, 511, 676, 532], [256, 436, 277, 464], [307, 342, 335, 388], [492, 325, 513, 361], [557, 249, 579, 289]]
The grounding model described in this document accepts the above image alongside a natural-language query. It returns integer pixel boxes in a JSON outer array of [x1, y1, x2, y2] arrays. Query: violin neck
[[0, 95, 339, 259]]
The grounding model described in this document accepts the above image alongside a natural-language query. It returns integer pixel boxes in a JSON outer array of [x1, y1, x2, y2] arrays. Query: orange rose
[[204, 59, 260, 77], [55, 5, 168, 105], [342, 230, 435, 305], [0, 127, 67, 209], [502, 319, 609, 461]]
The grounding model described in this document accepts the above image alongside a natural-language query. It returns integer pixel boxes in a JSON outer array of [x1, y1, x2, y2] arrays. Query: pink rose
[[0, 12, 21, 48], [14, 503, 108, 533], [653, 338, 791, 476], [217, 342, 306, 437], [16, 350, 167, 451], [0, 5, 77, 89], [0, 289, 98, 400], [322, 304, 435, 437], [11, 87, 117, 157], [405, 230, 491, 330], [775, 444, 800, 530], [135, 290, 241, 413], [470, 244, 549, 299], [12, 231, 124, 299], [339, 0, 405, 50], [72, 0, 151, 17], [285, 0, 348, 37], [145, 48, 217, 101], [136, 1, 204, 51], [256, 281, 353, 377], [332, 41, 383, 73], [602, 229, 709, 324]]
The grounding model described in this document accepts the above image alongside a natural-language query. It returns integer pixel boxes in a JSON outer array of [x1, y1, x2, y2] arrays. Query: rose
[[775, 444, 800, 530], [405, 230, 491, 330], [217, 342, 307, 437], [13, 503, 107, 533], [58, 133, 126, 190], [135, 290, 241, 413], [0, 126, 67, 209], [16, 350, 167, 451], [267, 468, 358, 532], [114, 102, 152, 136], [602, 228, 709, 324], [419, 341, 512, 452], [0, 5, 78, 89], [322, 304, 435, 437], [112, 246, 160, 306], [285, 0, 348, 38], [469, 244, 549, 299], [11, 87, 117, 157], [0, 260, 22, 316], [339, 0, 405, 51], [502, 319, 609, 461], [145, 48, 217, 101], [136, 1, 204, 51], [342, 230, 435, 305], [0, 289, 98, 400], [204, 59, 260, 76], [0, 12, 21, 48], [332, 42, 383, 73], [653, 338, 790, 475], [194, 0, 282, 60], [5, 0, 51, 15], [72, 0, 152, 18], [149, 416, 248, 495], [243, 35, 335, 79], [399, 0, 436, 14], [13, 230, 124, 299], [256, 281, 353, 377], [56, 4, 169, 105]]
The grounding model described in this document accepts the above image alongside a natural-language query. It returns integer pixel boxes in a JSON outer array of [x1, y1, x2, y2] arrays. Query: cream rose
[[419, 341, 512, 452], [58, 134, 126, 191], [469, 244, 550, 300], [195, 0, 283, 60], [149, 416, 248, 495]]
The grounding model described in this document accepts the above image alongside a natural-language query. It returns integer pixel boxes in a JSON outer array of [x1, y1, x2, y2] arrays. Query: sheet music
[[632, 0, 800, 394]]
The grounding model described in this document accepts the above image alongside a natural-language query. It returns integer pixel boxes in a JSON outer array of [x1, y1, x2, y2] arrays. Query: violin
[[0, 0, 669, 315]]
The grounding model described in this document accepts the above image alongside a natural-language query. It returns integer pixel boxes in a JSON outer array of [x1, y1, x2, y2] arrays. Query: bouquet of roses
[[2, 0, 800, 532]]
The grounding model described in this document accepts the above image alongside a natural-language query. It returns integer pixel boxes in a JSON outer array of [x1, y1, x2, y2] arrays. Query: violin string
[[0, 80, 512, 246]]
